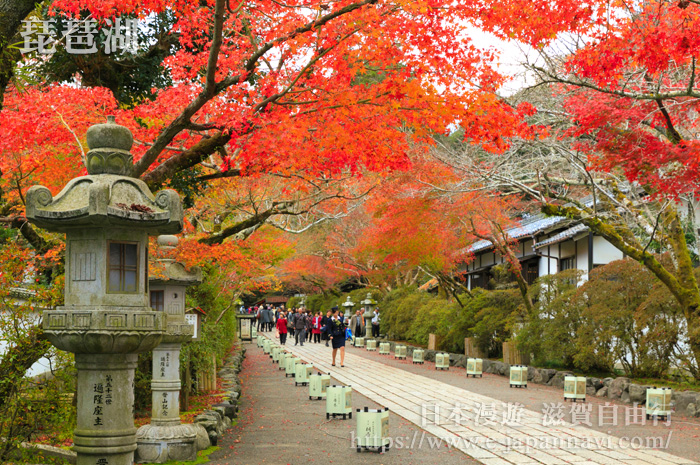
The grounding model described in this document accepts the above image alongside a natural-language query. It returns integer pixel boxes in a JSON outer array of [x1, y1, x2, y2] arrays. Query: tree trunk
[[0, 0, 38, 109], [543, 202, 700, 378]]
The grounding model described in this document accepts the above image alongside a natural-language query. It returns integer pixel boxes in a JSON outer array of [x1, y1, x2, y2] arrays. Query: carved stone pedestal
[[74, 354, 139, 465]]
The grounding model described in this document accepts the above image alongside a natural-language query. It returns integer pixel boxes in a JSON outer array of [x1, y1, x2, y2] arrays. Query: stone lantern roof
[[26, 116, 183, 234], [360, 293, 377, 306], [149, 235, 203, 286]]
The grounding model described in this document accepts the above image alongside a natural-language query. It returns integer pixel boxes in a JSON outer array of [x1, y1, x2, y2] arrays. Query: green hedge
[[301, 259, 700, 380], [300, 285, 521, 358]]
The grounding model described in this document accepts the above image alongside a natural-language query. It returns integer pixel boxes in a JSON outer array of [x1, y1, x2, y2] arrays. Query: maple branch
[[133, 139, 184, 153], [133, 0, 234, 178], [530, 64, 700, 100], [270, 215, 338, 234], [642, 200, 670, 256], [0, 216, 55, 254], [688, 57, 696, 95], [199, 207, 285, 245], [196, 169, 242, 182], [54, 109, 86, 165], [206, 0, 226, 94], [654, 98, 682, 144], [134, 0, 379, 182], [141, 131, 233, 189]]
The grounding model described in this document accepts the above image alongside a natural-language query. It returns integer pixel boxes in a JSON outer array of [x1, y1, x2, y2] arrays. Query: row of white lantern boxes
[[256, 335, 391, 453], [355, 338, 673, 421]]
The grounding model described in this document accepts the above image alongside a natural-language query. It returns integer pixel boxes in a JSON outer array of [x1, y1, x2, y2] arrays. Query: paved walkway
[[259, 333, 699, 465], [210, 341, 475, 465], [345, 338, 700, 459]]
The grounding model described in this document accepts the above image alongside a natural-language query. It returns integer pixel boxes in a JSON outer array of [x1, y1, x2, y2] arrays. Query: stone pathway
[[210, 341, 475, 465], [262, 333, 699, 465]]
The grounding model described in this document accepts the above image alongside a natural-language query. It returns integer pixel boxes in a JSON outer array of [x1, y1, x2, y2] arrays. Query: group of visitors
[[272, 307, 325, 347], [244, 298, 381, 367], [255, 305, 277, 332], [269, 305, 380, 368]]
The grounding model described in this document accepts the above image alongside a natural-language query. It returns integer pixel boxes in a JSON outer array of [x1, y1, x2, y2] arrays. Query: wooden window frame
[[560, 256, 576, 271], [107, 241, 139, 294], [150, 290, 165, 311]]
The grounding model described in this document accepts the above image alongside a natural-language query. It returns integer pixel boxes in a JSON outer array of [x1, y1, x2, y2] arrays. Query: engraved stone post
[[27, 117, 183, 465], [135, 235, 203, 463]]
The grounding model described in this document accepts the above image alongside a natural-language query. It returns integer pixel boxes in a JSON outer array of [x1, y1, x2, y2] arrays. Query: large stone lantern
[[26, 116, 183, 465], [360, 293, 377, 338], [136, 235, 202, 463]]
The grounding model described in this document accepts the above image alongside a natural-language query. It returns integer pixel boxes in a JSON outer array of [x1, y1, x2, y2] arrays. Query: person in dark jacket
[[261, 305, 273, 332], [294, 308, 307, 346], [321, 309, 332, 346], [326, 308, 346, 366]]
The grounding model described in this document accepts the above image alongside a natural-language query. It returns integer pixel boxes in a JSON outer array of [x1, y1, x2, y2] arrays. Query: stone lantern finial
[[85, 115, 134, 176]]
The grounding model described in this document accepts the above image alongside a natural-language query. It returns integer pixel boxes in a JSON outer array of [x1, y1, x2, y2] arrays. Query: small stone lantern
[[26, 117, 183, 465], [341, 296, 355, 317], [360, 293, 377, 338], [135, 235, 202, 463]]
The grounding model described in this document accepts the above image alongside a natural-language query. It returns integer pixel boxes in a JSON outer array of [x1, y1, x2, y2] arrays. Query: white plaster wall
[[575, 237, 590, 281], [538, 255, 558, 277], [560, 240, 576, 259], [593, 236, 624, 264], [481, 252, 496, 267]]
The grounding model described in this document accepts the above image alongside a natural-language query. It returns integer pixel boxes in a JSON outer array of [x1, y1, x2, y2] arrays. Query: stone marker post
[[136, 235, 203, 463], [360, 293, 377, 339], [26, 117, 183, 465]]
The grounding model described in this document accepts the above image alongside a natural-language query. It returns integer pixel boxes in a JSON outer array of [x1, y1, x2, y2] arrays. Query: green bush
[[301, 285, 520, 357], [518, 260, 688, 378], [301, 259, 699, 381]]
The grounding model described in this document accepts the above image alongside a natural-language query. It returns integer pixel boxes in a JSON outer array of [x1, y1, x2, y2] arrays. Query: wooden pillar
[[428, 333, 437, 351], [503, 341, 530, 365], [181, 359, 191, 412], [464, 337, 483, 358]]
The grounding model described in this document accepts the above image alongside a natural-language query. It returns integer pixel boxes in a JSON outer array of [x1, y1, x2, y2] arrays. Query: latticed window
[[561, 257, 575, 271], [108, 242, 138, 292]]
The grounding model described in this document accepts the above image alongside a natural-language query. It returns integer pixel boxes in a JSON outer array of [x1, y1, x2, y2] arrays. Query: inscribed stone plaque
[[72, 252, 96, 281]]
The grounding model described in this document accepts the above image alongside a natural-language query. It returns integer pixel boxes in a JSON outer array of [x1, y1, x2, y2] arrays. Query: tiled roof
[[466, 215, 570, 253], [532, 223, 589, 249]]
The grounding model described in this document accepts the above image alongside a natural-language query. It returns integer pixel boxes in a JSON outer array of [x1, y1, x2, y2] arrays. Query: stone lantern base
[[135, 424, 197, 463]]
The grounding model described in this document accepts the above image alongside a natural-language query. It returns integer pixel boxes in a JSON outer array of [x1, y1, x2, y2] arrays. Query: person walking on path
[[372, 309, 380, 338], [255, 306, 263, 331], [294, 308, 307, 346], [311, 312, 322, 343], [276, 311, 288, 345], [306, 309, 314, 343], [287, 308, 295, 337], [327, 308, 346, 366], [349, 309, 365, 339], [262, 305, 273, 332], [321, 309, 332, 347]]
